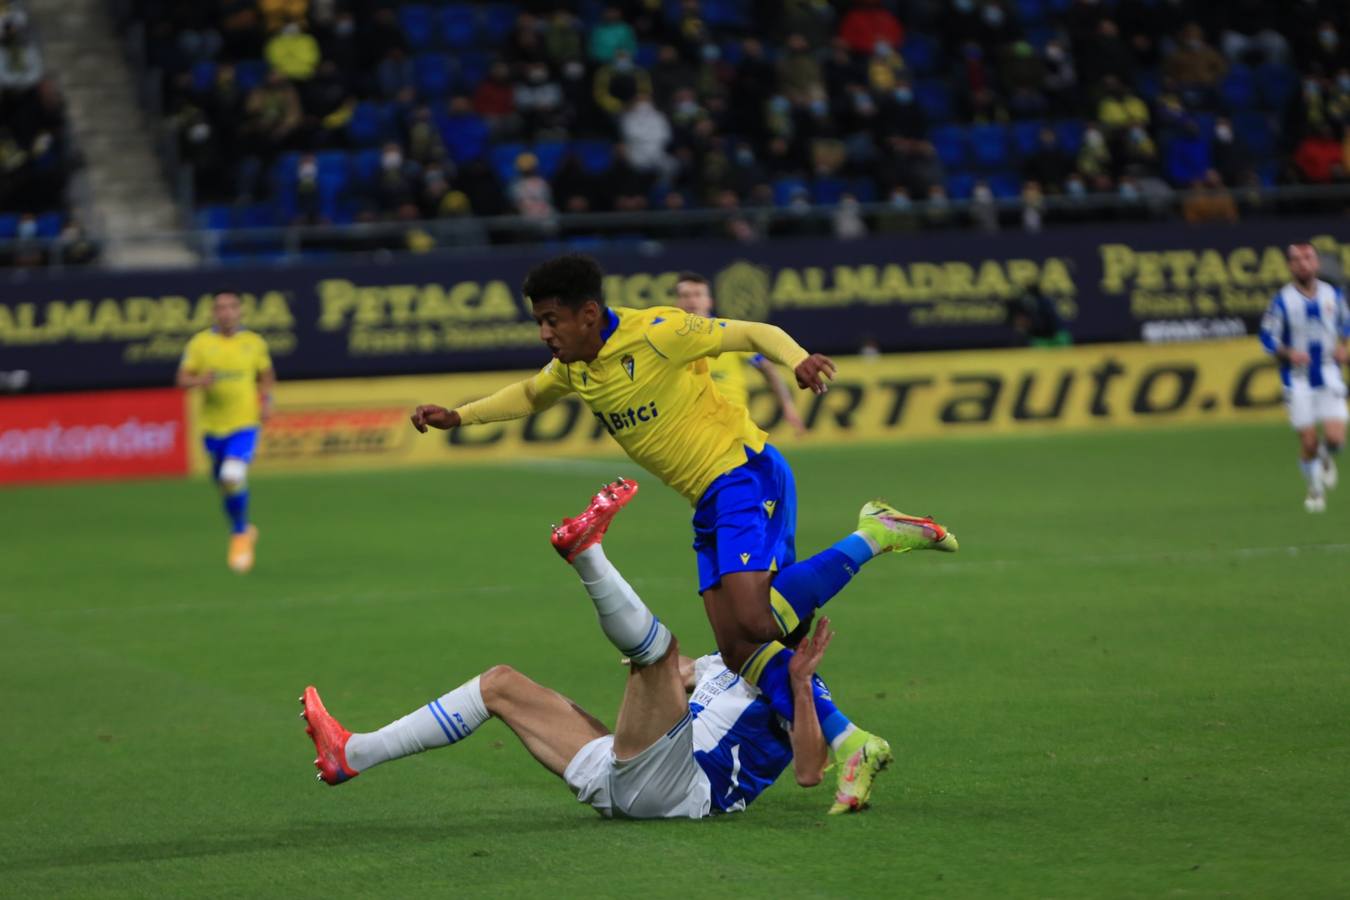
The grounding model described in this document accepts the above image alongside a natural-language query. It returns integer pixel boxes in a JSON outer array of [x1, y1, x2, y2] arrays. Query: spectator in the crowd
[[474, 61, 519, 136], [372, 141, 417, 215], [376, 47, 414, 99], [506, 13, 547, 66], [219, 0, 265, 60], [457, 158, 506, 217], [508, 152, 557, 232], [265, 21, 320, 81], [651, 44, 694, 107], [405, 104, 447, 166], [1163, 119, 1213, 186], [1000, 41, 1048, 118], [832, 193, 868, 240], [589, 6, 637, 64], [241, 71, 303, 155], [1097, 76, 1149, 133], [923, 183, 953, 228], [976, 1, 1020, 52], [593, 49, 652, 117], [1077, 125, 1113, 179], [1120, 124, 1160, 175], [907, 140, 947, 197], [363, 8, 405, 70], [1326, 69, 1350, 128], [1164, 23, 1227, 90], [866, 42, 905, 93], [545, 11, 584, 66], [620, 92, 675, 182], [1041, 38, 1078, 116], [0, 20, 42, 89], [1294, 124, 1345, 183], [293, 151, 323, 223], [970, 179, 998, 232], [731, 38, 776, 132], [876, 76, 925, 139], [1021, 180, 1044, 232], [552, 151, 595, 213], [776, 0, 835, 50], [1302, 21, 1349, 78], [1211, 116, 1253, 186], [777, 33, 823, 101], [1023, 127, 1075, 193], [876, 185, 918, 232], [604, 143, 652, 211], [942, 0, 984, 54], [1182, 169, 1239, 223], [822, 38, 860, 106], [515, 63, 565, 139], [260, 0, 307, 33], [838, 0, 904, 55], [1006, 289, 1071, 346], [1219, 0, 1288, 66], [1077, 19, 1135, 86], [416, 163, 451, 218]]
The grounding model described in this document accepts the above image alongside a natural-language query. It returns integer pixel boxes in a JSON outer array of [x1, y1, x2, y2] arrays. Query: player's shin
[[572, 545, 672, 666], [739, 642, 861, 752], [768, 535, 875, 630], [343, 677, 490, 771]]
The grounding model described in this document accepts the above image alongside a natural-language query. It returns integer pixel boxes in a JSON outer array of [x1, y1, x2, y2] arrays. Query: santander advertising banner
[[0, 388, 189, 485]]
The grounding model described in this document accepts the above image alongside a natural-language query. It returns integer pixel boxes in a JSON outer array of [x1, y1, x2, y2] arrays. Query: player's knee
[[218, 458, 248, 495], [479, 664, 525, 705]]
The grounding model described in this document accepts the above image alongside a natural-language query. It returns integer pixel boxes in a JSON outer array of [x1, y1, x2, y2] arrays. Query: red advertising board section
[[0, 388, 190, 484]]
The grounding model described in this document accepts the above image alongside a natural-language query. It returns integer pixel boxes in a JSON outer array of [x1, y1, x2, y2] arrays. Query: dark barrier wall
[[3, 218, 1346, 392]]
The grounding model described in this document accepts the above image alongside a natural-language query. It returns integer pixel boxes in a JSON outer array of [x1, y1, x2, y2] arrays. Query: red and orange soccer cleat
[[550, 477, 640, 563], [300, 685, 359, 785]]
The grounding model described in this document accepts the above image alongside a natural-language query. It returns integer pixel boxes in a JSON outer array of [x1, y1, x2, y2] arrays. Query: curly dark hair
[[522, 254, 606, 310]]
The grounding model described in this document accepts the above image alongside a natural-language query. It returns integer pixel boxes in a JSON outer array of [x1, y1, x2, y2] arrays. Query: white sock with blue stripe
[[344, 677, 489, 772], [572, 545, 672, 667]]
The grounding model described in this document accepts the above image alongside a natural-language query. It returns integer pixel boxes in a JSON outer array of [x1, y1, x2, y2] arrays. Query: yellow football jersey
[[528, 306, 767, 503], [180, 329, 273, 437], [706, 351, 756, 409]]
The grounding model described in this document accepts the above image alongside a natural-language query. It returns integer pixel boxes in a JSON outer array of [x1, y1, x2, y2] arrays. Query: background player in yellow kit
[[176, 290, 274, 573], [410, 255, 957, 812], [673, 271, 806, 437]]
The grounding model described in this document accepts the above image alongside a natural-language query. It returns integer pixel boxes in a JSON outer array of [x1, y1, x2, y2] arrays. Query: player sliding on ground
[[410, 254, 958, 813], [176, 290, 275, 573], [1259, 243, 1350, 513], [302, 480, 881, 818]]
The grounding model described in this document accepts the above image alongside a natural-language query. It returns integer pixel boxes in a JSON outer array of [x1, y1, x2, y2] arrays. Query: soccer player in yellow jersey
[[411, 255, 958, 812], [176, 290, 275, 573], [673, 271, 806, 435]]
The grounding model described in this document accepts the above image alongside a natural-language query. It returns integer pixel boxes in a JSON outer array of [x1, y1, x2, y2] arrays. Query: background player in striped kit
[[1259, 243, 1350, 512]]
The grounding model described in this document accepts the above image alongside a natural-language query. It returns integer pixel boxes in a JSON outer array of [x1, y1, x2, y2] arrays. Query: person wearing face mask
[[620, 92, 677, 183], [866, 41, 904, 93], [264, 20, 320, 81], [1211, 117, 1252, 186], [838, 0, 903, 56], [1303, 21, 1349, 76], [515, 64, 564, 140], [878, 76, 925, 139], [777, 33, 823, 101], [474, 61, 520, 136], [589, 6, 637, 64]]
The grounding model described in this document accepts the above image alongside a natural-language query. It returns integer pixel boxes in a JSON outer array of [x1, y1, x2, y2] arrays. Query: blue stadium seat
[[1011, 120, 1045, 157], [347, 102, 387, 147], [351, 149, 382, 187], [191, 61, 216, 94], [915, 79, 954, 123], [572, 139, 613, 174], [719, 40, 744, 65], [1234, 111, 1276, 158], [929, 125, 970, 170], [399, 5, 435, 51], [490, 142, 528, 183], [1256, 161, 1279, 187], [1220, 65, 1257, 111], [773, 177, 809, 207], [235, 60, 268, 92], [1256, 63, 1299, 111], [198, 205, 234, 231], [237, 203, 276, 229], [1014, 0, 1046, 24], [969, 123, 1010, 170], [1134, 68, 1161, 102], [989, 172, 1023, 199], [480, 4, 519, 43], [848, 178, 878, 203], [414, 54, 453, 99], [635, 43, 659, 69], [317, 150, 349, 176], [811, 176, 847, 205], [458, 51, 490, 91], [0, 212, 18, 238], [901, 33, 941, 76], [439, 6, 478, 50], [1052, 119, 1084, 156], [439, 112, 488, 163], [534, 140, 568, 178], [945, 173, 976, 200], [1024, 26, 1056, 51]]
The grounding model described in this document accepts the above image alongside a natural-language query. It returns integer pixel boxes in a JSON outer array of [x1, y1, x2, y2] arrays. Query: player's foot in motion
[[828, 734, 894, 815], [228, 524, 258, 573], [1305, 492, 1327, 513], [857, 500, 958, 553], [300, 686, 359, 785], [551, 477, 639, 562], [1322, 454, 1339, 491]]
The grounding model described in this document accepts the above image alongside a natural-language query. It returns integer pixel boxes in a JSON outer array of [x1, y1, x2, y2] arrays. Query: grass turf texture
[[3, 423, 1348, 898]]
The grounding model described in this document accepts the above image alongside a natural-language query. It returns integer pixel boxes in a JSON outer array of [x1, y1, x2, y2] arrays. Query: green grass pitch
[[3, 424, 1349, 898]]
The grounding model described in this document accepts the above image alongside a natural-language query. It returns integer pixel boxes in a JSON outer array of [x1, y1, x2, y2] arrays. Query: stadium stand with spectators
[[102, 0, 1350, 260]]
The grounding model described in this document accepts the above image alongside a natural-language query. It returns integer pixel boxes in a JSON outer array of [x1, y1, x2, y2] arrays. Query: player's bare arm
[[752, 357, 808, 435], [678, 655, 697, 692], [717, 319, 836, 395], [787, 617, 832, 787], [258, 368, 276, 422], [412, 374, 559, 432]]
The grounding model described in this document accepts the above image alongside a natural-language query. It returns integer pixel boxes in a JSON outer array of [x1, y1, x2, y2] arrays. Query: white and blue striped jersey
[[688, 654, 794, 813], [1259, 280, 1350, 389]]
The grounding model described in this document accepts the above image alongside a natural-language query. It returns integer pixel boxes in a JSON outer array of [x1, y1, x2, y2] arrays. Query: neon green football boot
[[828, 733, 895, 815], [856, 500, 959, 554]]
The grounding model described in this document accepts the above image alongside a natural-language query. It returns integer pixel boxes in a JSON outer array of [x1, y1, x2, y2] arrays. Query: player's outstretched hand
[[788, 616, 833, 684], [794, 354, 836, 395], [410, 404, 458, 432]]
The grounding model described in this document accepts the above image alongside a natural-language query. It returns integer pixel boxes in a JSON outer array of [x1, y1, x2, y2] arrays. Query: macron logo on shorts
[[740, 552, 751, 564]]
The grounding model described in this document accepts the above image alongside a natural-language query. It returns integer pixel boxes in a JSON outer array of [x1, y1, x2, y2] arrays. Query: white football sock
[[572, 545, 672, 667], [1299, 458, 1323, 496], [344, 677, 489, 772]]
